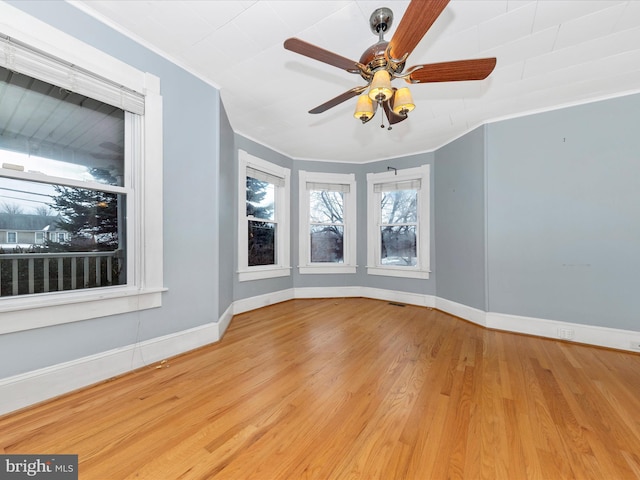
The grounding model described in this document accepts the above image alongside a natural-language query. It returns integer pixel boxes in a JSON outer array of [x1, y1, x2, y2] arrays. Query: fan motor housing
[[358, 41, 405, 82]]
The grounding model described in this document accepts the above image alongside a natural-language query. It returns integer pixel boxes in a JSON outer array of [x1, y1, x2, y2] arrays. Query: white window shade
[[374, 179, 421, 193], [246, 166, 285, 187], [0, 34, 144, 114], [306, 181, 350, 193]]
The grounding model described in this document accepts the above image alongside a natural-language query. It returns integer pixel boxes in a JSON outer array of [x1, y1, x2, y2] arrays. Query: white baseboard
[[3, 289, 639, 417], [293, 286, 435, 308], [360, 287, 436, 308], [218, 304, 234, 339], [486, 311, 640, 353], [0, 321, 219, 416], [293, 286, 362, 299], [232, 288, 294, 315], [434, 297, 640, 353], [435, 297, 486, 326]]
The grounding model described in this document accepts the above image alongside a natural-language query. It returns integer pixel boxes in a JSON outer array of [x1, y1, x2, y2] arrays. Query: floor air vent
[[388, 302, 406, 307]]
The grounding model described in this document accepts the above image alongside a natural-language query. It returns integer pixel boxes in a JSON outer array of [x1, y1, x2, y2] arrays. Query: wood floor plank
[[1, 298, 640, 479]]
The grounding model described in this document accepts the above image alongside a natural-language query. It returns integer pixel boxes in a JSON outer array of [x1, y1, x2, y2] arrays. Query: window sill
[[238, 266, 291, 282], [298, 265, 357, 275], [366, 266, 430, 279], [0, 286, 166, 334]]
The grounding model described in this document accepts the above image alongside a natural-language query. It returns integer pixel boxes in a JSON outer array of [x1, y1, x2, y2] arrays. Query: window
[[298, 171, 356, 274], [0, 4, 163, 333], [366, 165, 430, 279], [238, 150, 290, 281], [6, 232, 17, 244]]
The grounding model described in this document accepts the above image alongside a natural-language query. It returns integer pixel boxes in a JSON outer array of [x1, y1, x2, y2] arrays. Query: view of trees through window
[[380, 189, 418, 266], [0, 168, 126, 296], [49, 168, 122, 251], [309, 190, 344, 263], [246, 176, 275, 266]]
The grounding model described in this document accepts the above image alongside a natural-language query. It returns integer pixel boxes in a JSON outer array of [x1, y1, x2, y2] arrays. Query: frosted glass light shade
[[368, 70, 393, 102], [392, 87, 415, 115], [354, 93, 374, 121]]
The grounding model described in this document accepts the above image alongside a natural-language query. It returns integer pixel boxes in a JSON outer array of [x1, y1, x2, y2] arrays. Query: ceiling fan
[[284, 0, 497, 128]]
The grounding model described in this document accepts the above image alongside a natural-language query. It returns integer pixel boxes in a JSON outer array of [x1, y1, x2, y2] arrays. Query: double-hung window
[[298, 171, 356, 274], [0, 4, 163, 333], [238, 150, 290, 281], [366, 165, 430, 279]]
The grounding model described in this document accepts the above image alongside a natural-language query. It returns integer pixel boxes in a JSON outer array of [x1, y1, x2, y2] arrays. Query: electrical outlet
[[630, 341, 640, 352], [558, 328, 575, 340]]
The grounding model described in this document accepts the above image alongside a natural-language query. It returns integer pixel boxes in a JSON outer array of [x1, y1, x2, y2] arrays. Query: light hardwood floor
[[1, 298, 640, 479]]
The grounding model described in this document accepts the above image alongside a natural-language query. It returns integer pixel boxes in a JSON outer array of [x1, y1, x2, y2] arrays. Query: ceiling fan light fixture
[[368, 70, 393, 102], [354, 93, 375, 122], [392, 87, 415, 115]]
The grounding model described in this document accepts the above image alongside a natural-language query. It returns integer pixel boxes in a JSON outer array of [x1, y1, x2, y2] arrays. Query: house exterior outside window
[[237, 150, 290, 282], [366, 165, 430, 279], [298, 171, 356, 274]]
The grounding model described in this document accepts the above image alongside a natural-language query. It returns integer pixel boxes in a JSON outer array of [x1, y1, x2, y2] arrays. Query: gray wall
[[218, 104, 235, 317], [358, 154, 436, 296], [487, 94, 640, 330], [435, 126, 486, 310], [0, 1, 222, 377], [291, 160, 361, 291]]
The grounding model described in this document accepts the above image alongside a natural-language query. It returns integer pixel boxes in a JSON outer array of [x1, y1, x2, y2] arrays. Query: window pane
[[310, 190, 343, 224], [246, 177, 274, 221], [380, 190, 417, 224], [0, 66, 125, 186], [310, 225, 343, 263], [381, 225, 417, 266], [0, 178, 126, 296], [248, 220, 275, 266]]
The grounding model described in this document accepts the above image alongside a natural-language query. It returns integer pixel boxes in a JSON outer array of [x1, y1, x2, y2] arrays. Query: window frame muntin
[[366, 165, 430, 279], [298, 170, 356, 275]]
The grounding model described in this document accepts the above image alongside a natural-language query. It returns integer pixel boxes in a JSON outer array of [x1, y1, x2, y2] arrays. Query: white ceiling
[[68, 0, 640, 163]]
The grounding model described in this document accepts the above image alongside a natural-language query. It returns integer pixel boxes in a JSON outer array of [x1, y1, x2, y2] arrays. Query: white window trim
[[298, 170, 356, 274], [238, 150, 290, 282], [366, 165, 430, 279], [0, 4, 164, 334]]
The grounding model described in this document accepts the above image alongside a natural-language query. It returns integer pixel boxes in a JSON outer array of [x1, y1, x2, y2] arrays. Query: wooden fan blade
[[284, 38, 360, 72], [389, 0, 450, 60], [408, 58, 497, 83], [309, 86, 368, 114]]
